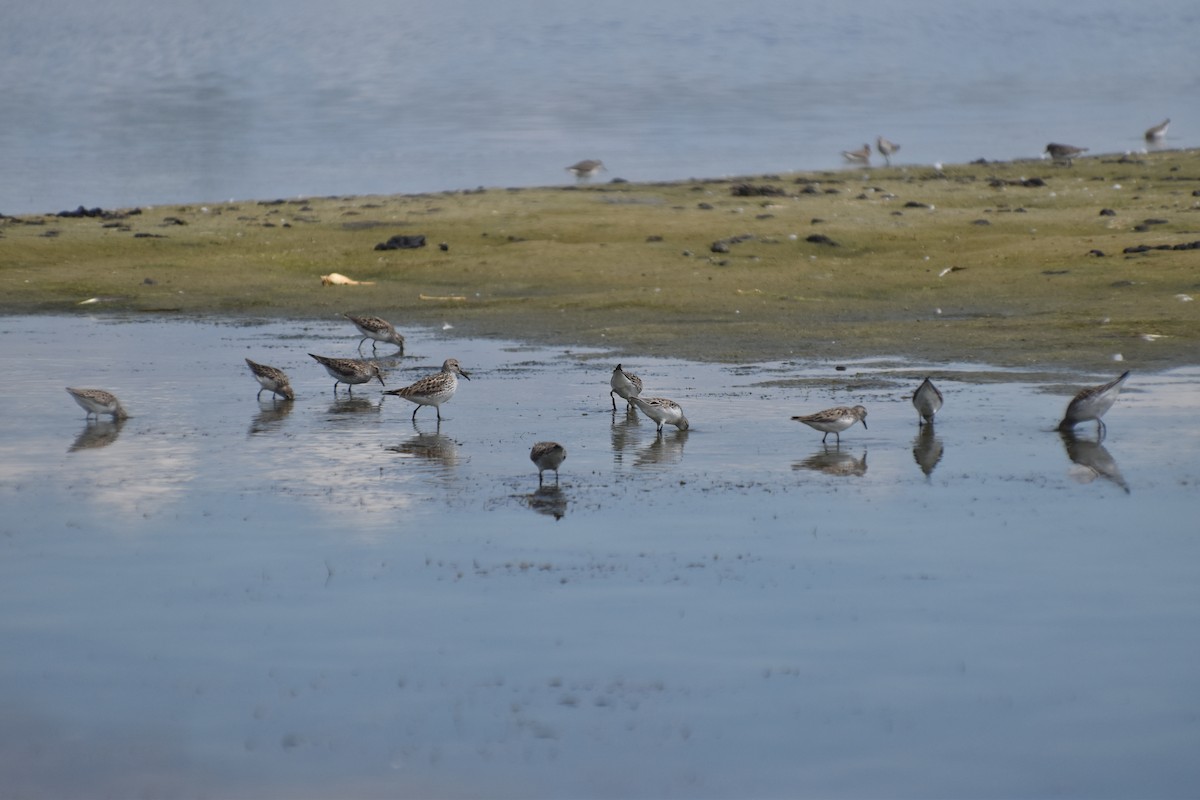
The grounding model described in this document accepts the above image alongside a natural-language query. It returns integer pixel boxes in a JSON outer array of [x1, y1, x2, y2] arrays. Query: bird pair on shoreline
[[842, 136, 900, 167]]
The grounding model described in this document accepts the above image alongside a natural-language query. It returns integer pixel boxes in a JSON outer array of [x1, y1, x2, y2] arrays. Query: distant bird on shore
[[876, 136, 900, 166], [1144, 118, 1170, 142], [566, 159, 605, 180], [530, 441, 567, 484], [792, 405, 868, 445], [842, 143, 871, 166], [344, 313, 405, 354], [1044, 142, 1088, 164], [1058, 370, 1130, 439], [912, 377, 943, 425], [245, 358, 295, 401], [66, 387, 129, 420]]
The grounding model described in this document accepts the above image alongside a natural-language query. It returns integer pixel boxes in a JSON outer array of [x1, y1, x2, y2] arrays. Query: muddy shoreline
[[4, 151, 1199, 370]]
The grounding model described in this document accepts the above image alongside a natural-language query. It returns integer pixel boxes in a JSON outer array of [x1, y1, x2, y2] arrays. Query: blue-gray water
[[2, 0, 1198, 215], [2, 315, 1199, 798]]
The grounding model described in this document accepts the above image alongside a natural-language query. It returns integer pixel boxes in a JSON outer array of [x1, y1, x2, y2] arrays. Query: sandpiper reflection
[[634, 429, 689, 468], [794, 446, 868, 477], [68, 418, 126, 452], [610, 405, 642, 462], [1059, 429, 1129, 493], [525, 485, 568, 520], [327, 396, 381, 416], [248, 398, 293, 436], [912, 426, 944, 478], [386, 421, 462, 470]]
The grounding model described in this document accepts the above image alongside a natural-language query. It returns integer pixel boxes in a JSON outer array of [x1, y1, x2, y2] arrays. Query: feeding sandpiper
[[912, 377, 943, 425], [344, 313, 405, 354], [876, 136, 900, 166], [530, 441, 567, 484], [610, 363, 643, 411], [308, 353, 386, 394], [842, 143, 871, 166], [1144, 118, 1170, 142], [384, 358, 470, 422], [628, 395, 689, 433], [566, 159, 605, 180], [65, 387, 129, 420], [792, 405, 868, 444], [1058, 370, 1130, 439], [245, 358, 295, 401], [1044, 142, 1088, 164]]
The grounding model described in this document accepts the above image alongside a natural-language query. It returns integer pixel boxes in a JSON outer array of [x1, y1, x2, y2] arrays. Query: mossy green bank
[[3, 150, 1198, 368]]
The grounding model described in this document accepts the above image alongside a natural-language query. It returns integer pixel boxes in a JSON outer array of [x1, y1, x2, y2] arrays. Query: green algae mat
[[3, 150, 1198, 368]]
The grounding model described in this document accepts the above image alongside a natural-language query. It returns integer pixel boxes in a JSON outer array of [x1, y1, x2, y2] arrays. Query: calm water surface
[[2, 0, 1198, 214], [1, 315, 1198, 798]]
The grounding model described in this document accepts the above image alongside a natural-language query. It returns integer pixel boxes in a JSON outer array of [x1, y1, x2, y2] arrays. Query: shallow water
[[2, 0, 1197, 214], [1, 315, 1198, 798]]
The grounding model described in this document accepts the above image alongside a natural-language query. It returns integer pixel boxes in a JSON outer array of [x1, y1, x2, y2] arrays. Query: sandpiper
[[566, 159, 605, 179], [609, 363, 643, 411], [792, 405, 868, 444], [344, 313, 405, 354], [876, 136, 900, 166], [308, 353, 386, 394], [1058, 370, 1130, 438], [912, 377, 943, 425], [384, 358, 470, 422], [628, 395, 689, 433], [65, 387, 129, 420], [1044, 142, 1088, 164], [842, 143, 871, 166], [245, 358, 295, 401], [1144, 118, 1170, 142], [530, 441, 567, 484]]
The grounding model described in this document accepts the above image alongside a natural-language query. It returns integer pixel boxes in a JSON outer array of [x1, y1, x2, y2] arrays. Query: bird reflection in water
[[912, 425, 944, 479], [794, 446, 868, 477], [248, 398, 293, 436], [610, 405, 642, 463], [327, 396, 381, 416], [525, 485, 568, 520], [385, 421, 462, 470], [635, 429, 689, 468], [68, 418, 126, 452], [1059, 429, 1129, 493]]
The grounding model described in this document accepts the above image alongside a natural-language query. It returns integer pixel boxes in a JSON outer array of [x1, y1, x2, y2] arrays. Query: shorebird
[[628, 395, 689, 433], [245, 358, 295, 401], [308, 354, 385, 394], [912, 377, 943, 425], [1058, 370, 1130, 439], [65, 387, 129, 420], [384, 358, 470, 422], [566, 159, 605, 180], [1144, 118, 1170, 142], [876, 136, 900, 166], [344, 313, 405, 354], [609, 363, 643, 411], [530, 441, 567, 484], [792, 405, 868, 444], [842, 143, 871, 166], [1044, 142, 1088, 164]]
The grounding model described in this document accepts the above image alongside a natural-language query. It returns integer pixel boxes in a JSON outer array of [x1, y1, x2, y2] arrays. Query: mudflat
[[3, 150, 1198, 368]]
